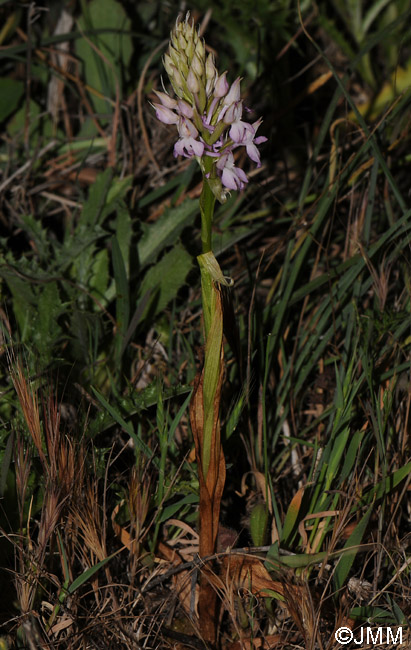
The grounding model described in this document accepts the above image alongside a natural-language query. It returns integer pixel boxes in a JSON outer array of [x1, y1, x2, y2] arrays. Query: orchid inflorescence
[[152, 13, 267, 201]]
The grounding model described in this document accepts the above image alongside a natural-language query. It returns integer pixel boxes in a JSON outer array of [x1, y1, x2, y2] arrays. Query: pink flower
[[174, 118, 205, 158], [216, 151, 248, 190], [239, 118, 267, 167], [224, 101, 254, 143]]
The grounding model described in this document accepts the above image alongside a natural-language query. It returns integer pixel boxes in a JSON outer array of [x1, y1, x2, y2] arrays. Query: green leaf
[[357, 461, 411, 508], [138, 162, 197, 208], [63, 172, 132, 306], [167, 390, 192, 446], [106, 176, 133, 209], [0, 78, 24, 122], [76, 0, 132, 115], [87, 383, 192, 438], [90, 248, 109, 304], [333, 505, 373, 592], [65, 552, 117, 597], [281, 487, 304, 546], [139, 243, 193, 321], [91, 387, 157, 467], [116, 204, 132, 277], [2, 273, 36, 342], [112, 235, 130, 351], [159, 493, 198, 523], [250, 504, 269, 546], [0, 432, 14, 497], [266, 543, 371, 572], [71, 169, 131, 231], [339, 430, 364, 482], [35, 282, 63, 361], [386, 596, 408, 626], [137, 199, 198, 268], [19, 214, 51, 261], [7, 99, 40, 137], [349, 606, 397, 623], [197, 251, 232, 338], [225, 383, 247, 440], [265, 542, 333, 571]]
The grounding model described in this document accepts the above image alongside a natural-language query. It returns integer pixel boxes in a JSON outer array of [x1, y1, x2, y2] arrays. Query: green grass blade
[[66, 552, 117, 597], [91, 387, 157, 467], [111, 235, 130, 366], [334, 505, 373, 592]]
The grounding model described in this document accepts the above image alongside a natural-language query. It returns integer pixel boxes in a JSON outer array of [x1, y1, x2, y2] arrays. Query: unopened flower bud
[[187, 68, 200, 94], [178, 99, 194, 118], [214, 71, 229, 99], [177, 32, 187, 52], [153, 90, 177, 110], [168, 44, 179, 68], [163, 53, 174, 77], [223, 77, 241, 106], [206, 53, 217, 81], [172, 67, 185, 97], [191, 52, 204, 80], [180, 13, 194, 40], [206, 55, 218, 97], [195, 37, 205, 62], [186, 37, 195, 61], [153, 103, 179, 125]]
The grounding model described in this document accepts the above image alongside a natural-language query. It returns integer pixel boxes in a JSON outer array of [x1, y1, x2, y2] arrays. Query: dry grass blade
[[10, 360, 44, 465]]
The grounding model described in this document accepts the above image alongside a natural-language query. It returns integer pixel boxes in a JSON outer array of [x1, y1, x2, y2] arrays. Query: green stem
[[200, 156, 216, 254], [198, 156, 220, 478]]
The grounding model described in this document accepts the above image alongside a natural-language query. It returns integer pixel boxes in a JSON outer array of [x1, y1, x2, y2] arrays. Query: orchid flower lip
[[216, 150, 249, 190], [174, 117, 205, 158]]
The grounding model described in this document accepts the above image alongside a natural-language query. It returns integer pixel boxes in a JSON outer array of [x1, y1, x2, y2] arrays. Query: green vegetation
[[0, 1, 410, 648]]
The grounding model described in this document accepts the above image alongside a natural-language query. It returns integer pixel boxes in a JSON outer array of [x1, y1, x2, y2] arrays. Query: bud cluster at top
[[152, 13, 267, 199]]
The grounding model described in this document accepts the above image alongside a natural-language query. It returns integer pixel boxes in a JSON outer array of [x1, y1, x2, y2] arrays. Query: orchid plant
[[152, 13, 266, 642]]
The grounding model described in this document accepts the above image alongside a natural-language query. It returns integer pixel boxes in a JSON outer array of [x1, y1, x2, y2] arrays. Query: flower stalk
[[199, 155, 215, 257]]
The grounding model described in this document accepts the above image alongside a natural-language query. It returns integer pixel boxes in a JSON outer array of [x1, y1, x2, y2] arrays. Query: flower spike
[[152, 12, 267, 200]]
